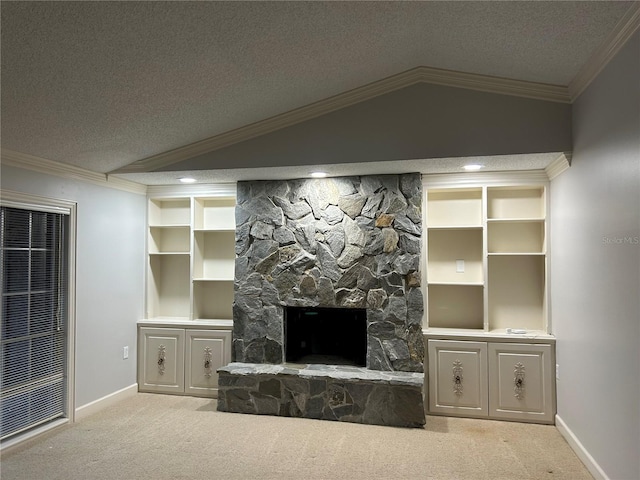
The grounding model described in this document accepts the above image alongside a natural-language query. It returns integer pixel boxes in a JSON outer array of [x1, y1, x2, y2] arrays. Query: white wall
[[551, 31, 639, 480], [1, 165, 146, 409]]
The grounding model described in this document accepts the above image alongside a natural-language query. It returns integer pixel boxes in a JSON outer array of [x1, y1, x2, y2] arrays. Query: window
[[1, 206, 69, 440]]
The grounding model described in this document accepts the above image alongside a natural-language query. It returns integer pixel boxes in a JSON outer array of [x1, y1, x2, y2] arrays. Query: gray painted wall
[[1, 166, 146, 408], [551, 31, 639, 480], [160, 82, 572, 172]]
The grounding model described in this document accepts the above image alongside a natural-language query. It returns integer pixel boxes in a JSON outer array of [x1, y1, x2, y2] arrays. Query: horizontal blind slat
[[1, 207, 68, 440], [1, 378, 65, 439]]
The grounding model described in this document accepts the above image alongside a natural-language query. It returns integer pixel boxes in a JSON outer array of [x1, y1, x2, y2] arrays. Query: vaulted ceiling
[[1, 1, 638, 184]]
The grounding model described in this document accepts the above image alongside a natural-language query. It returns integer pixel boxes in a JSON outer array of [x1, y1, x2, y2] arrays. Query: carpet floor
[[1, 393, 592, 480]]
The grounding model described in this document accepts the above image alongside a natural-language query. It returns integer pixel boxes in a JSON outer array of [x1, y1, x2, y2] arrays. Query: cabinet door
[[428, 340, 488, 417], [138, 327, 185, 394], [184, 329, 232, 397], [488, 343, 554, 423]]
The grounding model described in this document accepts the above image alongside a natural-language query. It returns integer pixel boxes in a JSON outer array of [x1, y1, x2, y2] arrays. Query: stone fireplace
[[217, 174, 426, 427]]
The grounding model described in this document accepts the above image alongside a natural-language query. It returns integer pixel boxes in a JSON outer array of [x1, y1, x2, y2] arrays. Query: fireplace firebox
[[284, 306, 367, 367]]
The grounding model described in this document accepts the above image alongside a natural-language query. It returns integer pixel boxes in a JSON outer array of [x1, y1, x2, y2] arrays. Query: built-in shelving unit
[[192, 197, 235, 322], [424, 179, 549, 335], [139, 187, 236, 399], [423, 174, 555, 424], [147, 198, 192, 319], [145, 191, 236, 322], [485, 185, 547, 334], [426, 187, 485, 331]]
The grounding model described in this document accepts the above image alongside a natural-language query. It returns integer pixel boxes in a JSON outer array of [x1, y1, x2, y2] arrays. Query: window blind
[[1, 207, 68, 440]]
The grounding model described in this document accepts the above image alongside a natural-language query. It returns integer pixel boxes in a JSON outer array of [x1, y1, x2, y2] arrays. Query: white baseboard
[[555, 414, 608, 480], [74, 384, 138, 422]]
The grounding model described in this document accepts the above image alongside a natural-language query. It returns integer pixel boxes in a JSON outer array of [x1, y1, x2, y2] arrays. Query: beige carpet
[[1, 393, 592, 480]]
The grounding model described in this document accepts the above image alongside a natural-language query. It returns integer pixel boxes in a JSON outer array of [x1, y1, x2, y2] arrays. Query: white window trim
[[0, 190, 77, 450]]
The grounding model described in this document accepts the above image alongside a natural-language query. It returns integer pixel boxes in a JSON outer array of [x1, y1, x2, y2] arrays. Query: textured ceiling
[[0, 1, 636, 183]]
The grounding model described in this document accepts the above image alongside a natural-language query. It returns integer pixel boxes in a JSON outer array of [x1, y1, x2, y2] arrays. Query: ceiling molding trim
[[568, 2, 640, 101], [1, 149, 147, 195], [112, 66, 570, 175], [146, 183, 237, 198], [422, 170, 550, 187], [414, 67, 570, 104], [545, 152, 572, 181]]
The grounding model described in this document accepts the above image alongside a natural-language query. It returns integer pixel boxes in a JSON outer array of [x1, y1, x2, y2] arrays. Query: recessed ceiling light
[[463, 164, 483, 171], [311, 171, 327, 178], [179, 177, 196, 183]]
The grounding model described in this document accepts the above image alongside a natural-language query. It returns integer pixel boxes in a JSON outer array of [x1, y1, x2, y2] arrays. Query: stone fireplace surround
[[217, 174, 426, 427]]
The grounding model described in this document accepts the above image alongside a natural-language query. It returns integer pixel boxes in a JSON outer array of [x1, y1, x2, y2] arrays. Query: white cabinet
[[427, 339, 555, 424], [426, 187, 484, 330], [138, 324, 232, 397], [424, 178, 549, 335], [141, 188, 236, 399], [428, 340, 488, 417], [423, 175, 556, 424], [139, 327, 185, 394], [147, 198, 192, 320], [488, 342, 554, 423], [184, 329, 232, 396], [146, 193, 236, 321], [192, 196, 236, 321]]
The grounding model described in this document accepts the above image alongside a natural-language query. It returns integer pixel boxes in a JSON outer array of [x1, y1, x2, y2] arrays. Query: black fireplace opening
[[284, 306, 367, 367]]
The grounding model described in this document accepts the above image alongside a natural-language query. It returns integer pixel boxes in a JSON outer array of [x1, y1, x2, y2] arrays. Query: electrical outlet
[[556, 363, 559, 380], [123, 346, 129, 360], [456, 259, 465, 273]]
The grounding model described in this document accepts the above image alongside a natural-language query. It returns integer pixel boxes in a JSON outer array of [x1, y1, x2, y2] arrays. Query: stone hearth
[[218, 363, 425, 428]]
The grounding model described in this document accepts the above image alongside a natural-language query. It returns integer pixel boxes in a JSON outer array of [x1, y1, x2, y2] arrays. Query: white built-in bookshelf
[[139, 188, 235, 398], [146, 193, 236, 322], [423, 174, 556, 423], [424, 176, 550, 336]]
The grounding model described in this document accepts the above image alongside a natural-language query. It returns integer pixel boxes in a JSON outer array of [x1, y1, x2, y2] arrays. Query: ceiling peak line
[[110, 66, 570, 175], [569, 2, 640, 101]]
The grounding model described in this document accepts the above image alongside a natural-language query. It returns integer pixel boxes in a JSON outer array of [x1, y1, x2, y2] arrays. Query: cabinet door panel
[[488, 343, 554, 423], [428, 340, 488, 417], [185, 330, 231, 397], [138, 328, 185, 393]]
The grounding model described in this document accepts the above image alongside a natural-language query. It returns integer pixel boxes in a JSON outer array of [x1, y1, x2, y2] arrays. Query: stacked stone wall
[[233, 173, 424, 372]]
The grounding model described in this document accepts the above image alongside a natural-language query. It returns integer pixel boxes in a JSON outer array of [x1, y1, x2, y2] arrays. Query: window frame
[[0, 190, 76, 447]]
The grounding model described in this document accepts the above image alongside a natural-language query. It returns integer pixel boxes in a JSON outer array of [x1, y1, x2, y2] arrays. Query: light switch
[[456, 259, 465, 273]]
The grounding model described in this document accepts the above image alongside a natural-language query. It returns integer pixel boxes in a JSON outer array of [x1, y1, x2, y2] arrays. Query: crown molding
[[414, 66, 570, 103], [112, 66, 570, 175], [1, 149, 147, 195], [422, 170, 550, 187], [146, 183, 237, 198], [545, 152, 572, 181], [569, 2, 640, 101]]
